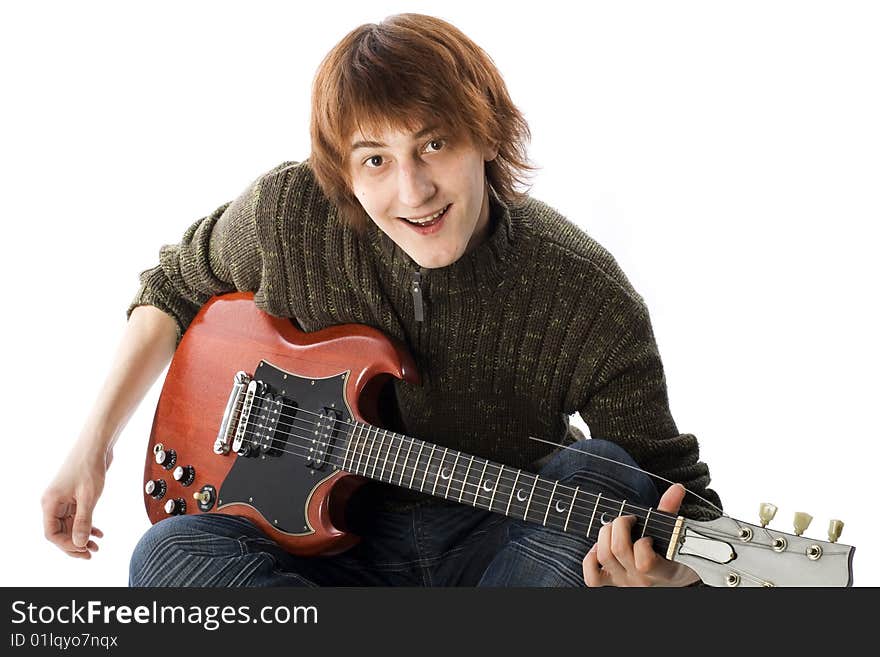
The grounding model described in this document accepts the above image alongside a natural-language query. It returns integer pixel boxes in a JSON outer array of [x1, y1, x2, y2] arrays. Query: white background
[[1, 1, 876, 587]]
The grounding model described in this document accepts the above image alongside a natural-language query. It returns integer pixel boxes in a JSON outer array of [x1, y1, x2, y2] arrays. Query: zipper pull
[[411, 270, 424, 322]]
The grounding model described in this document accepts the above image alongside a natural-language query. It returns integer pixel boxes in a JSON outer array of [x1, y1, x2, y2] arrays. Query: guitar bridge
[[214, 371, 251, 455]]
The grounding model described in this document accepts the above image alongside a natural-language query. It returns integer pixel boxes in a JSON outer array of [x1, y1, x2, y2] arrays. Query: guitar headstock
[[670, 504, 855, 587]]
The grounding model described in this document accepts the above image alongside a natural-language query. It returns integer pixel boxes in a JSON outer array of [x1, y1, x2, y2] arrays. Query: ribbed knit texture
[[129, 161, 722, 520]]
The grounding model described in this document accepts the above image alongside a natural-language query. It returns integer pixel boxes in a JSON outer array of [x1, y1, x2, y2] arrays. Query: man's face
[[348, 124, 497, 269]]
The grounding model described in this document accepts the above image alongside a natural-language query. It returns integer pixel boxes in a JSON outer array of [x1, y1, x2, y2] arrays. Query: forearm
[[79, 305, 178, 454]]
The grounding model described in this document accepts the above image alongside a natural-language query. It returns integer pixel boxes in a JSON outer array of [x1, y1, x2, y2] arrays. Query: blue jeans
[[129, 439, 659, 587]]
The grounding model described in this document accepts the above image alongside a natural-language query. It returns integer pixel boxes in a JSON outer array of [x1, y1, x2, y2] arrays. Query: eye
[[424, 138, 446, 153], [363, 155, 384, 168]]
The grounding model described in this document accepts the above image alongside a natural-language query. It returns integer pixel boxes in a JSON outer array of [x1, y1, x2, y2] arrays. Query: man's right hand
[[41, 447, 110, 559]]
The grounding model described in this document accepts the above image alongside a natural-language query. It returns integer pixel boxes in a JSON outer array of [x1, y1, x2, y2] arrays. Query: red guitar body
[[142, 292, 419, 556]]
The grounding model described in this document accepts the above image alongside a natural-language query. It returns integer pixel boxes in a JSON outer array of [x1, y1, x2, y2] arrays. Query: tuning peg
[[759, 503, 778, 527], [792, 511, 813, 536], [827, 519, 844, 543]]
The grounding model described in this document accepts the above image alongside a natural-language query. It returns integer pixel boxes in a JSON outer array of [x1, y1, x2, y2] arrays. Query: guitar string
[[208, 429, 793, 554], [232, 427, 820, 555], [219, 421, 684, 536], [220, 402, 697, 536], [232, 410, 673, 525], [220, 391, 720, 523]]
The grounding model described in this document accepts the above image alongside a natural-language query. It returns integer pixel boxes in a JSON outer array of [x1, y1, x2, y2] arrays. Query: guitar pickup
[[306, 409, 341, 470], [253, 388, 283, 454]]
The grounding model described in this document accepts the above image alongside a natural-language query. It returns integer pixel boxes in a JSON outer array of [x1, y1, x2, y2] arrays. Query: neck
[[464, 185, 493, 255], [340, 421, 677, 554]]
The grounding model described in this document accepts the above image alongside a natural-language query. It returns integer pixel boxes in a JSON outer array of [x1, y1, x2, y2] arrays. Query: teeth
[[406, 205, 447, 224]]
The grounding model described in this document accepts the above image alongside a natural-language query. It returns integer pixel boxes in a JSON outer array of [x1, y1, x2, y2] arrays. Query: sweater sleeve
[[126, 171, 267, 343], [574, 304, 723, 521]]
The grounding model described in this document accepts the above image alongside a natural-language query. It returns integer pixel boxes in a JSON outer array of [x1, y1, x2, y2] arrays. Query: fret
[[341, 424, 356, 471], [419, 445, 436, 492], [642, 508, 652, 539], [523, 474, 540, 520], [488, 464, 503, 511], [380, 430, 394, 481], [586, 493, 602, 539], [458, 455, 475, 503], [618, 499, 627, 518], [444, 451, 462, 499], [392, 435, 408, 485], [370, 431, 386, 480], [431, 447, 449, 496], [354, 424, 371, 475], [542, 481, 559, 527], [494, 464, 516, 515], [505, 470, 522, 516], [473, 459, 489, 508], [564, 487, 578, 532], [408, 442, 426, 489]]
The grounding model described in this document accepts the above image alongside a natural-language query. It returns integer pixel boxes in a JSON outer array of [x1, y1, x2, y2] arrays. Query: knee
[[544, 439, 659, 506], [129, 515, 253, 586]]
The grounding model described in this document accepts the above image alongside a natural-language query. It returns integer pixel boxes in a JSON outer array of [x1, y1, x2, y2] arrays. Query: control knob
[[163, 498, 187, 516], [172, 465, 196, 486], [144, 479, 167, 500], [154, 448, 177, 471]]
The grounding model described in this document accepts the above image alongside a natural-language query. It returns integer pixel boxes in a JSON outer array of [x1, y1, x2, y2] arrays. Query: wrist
[[75, 421, 117, 461]]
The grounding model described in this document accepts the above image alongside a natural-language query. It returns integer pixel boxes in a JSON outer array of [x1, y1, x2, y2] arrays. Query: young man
[[42, 14, 721, 586]]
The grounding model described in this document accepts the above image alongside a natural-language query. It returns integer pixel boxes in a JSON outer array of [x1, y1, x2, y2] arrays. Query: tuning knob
[[828, 519, 844, 543], [154, 448, 177, 470], [793, 512, 813, 536], [172, 465, 196, 486], [163, 498, 186, 516], [759, 503, 778, 527], [144, 479, 167, 500]]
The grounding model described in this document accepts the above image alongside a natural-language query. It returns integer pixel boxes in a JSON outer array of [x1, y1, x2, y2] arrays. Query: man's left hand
[[582, 483, 702, 587]]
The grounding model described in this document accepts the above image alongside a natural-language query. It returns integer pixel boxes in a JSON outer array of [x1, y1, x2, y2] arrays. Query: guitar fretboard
[[340, 422, 676, 553]]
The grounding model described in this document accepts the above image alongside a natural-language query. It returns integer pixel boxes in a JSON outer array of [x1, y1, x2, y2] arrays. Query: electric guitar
[[142, 293, 855, 587]]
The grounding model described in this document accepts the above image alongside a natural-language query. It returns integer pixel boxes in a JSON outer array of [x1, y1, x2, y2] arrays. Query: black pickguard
[[217, 361, 353, 535]]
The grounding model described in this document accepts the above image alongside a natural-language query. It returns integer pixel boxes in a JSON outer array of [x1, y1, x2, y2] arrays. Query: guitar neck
[[341, 422, 677, 552]]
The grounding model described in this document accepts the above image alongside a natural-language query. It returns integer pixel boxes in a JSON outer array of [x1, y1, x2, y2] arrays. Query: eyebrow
[[350, 125, 440, 152]]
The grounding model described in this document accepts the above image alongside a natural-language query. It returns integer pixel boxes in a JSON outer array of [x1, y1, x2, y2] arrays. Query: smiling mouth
[[399, 204, 450, 227]]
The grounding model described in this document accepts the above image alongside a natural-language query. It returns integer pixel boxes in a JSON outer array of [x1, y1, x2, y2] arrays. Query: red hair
[[310, 13, 534, 230]]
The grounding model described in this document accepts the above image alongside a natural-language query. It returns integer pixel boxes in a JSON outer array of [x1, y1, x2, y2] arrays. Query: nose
[[396, 159, 436, 210]]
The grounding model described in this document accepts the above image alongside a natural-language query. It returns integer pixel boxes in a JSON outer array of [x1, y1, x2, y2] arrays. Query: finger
[[633, 536, 661, 576], [595, 524, 624, 579], [91, 527, 104, 538], [71, 492, 96, 548], [658, 483, 687, 515], [633, 537, 681, 584], [63, 547, 92, 560], [582, 545, 605, 587], [43, 499, 85, 552], [610, 515, 638, 574], [42, 496, 70, 540]]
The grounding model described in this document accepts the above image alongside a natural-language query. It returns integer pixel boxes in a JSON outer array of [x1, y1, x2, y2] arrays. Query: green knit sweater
[[128, 160, 722, 520]]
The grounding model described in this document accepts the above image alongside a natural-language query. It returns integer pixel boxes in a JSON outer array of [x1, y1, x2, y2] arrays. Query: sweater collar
[[363, 189, 526, 294]]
